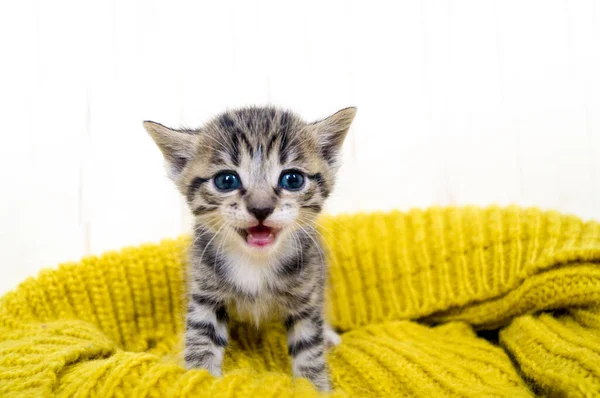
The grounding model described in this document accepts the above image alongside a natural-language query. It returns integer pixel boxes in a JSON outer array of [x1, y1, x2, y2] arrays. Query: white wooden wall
[[1, 0, 599, 294]]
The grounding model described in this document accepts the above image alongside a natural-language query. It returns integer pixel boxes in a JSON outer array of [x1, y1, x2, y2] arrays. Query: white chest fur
[[222, 251, 276, 295], [221, 250, 283, 324]]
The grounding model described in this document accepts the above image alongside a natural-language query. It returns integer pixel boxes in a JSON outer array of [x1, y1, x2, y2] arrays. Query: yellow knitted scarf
[[1, 206, 600, 397]]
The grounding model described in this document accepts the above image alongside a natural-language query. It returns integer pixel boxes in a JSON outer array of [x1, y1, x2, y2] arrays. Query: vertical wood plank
[[0, 0, 38, 293], [0, 0, 88, 293], [86, 0, 184, 255], [564, 0, 600, 219], [497, 0, 594, 217], [351, 0, 433, 212]]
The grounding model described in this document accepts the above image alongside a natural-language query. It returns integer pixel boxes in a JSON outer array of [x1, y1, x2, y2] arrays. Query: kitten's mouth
[[239, 225, 279, 248]]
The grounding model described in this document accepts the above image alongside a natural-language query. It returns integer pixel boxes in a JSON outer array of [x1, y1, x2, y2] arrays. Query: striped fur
[[144, 106, 356, 391]]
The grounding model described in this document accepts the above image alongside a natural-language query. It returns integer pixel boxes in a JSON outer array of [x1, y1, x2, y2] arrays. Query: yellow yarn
[[2, 206, 600, 397]]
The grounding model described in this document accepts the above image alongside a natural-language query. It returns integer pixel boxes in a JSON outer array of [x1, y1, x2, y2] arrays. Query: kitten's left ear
[[143, 121, 200, 180], [312, 107, 357, 164]]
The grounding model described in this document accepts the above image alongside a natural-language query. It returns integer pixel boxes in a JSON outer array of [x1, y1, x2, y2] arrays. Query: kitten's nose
[[249, 207, 274, 222]]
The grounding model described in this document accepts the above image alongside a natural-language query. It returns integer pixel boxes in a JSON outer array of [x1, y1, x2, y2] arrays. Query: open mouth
[[239, 225, 279, 248]]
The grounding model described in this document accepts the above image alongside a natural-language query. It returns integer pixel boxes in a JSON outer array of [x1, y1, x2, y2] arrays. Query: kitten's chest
[[228, 294, 283, 324], [221, 252, 279, 296], [219, 252, 290, 323]]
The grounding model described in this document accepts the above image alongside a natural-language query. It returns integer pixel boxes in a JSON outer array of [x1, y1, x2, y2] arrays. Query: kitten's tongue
[[247, 225, 275, 247]]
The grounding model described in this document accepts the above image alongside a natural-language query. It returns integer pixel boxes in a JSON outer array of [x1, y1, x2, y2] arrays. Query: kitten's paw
[[184, 354, 223, 377], [186, 362, 222, 377], [324, 325, 341, 347], [311, 373, 331, 392], [295, 369, 331, 392], [206, 364, 222, 377]]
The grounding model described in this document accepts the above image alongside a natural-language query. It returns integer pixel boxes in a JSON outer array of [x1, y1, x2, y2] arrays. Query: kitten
[[143, 106, 356, 391]]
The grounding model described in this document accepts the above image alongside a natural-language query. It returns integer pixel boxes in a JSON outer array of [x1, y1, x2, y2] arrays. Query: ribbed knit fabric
[[1, 206, 600, 397]]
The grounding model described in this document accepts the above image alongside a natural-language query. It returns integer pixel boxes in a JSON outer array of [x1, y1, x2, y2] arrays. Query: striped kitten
[[143, 106, 356, 391]]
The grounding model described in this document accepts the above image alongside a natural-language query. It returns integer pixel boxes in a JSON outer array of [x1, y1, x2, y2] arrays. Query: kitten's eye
[[214, 171, 241, 192], [279, 170, 305, 191]]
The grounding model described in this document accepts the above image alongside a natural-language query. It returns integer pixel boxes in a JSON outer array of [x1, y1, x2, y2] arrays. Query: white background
[[1, 0, 599, 294]]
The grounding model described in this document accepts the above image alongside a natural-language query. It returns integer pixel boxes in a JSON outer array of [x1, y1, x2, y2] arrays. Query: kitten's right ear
[[143, 121, 200, 180], [311, 107, 357, 165]]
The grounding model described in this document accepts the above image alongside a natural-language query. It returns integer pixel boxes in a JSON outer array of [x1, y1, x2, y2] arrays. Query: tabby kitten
[[143, 106, 356, 391]]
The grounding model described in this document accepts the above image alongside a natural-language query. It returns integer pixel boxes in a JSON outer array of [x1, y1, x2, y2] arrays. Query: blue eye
[[279, 170, 305, 191], [214, 172, 241, 192]]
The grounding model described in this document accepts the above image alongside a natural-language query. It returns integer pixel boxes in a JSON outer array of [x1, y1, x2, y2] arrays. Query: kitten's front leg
[[184, 293, 228, 377], [285, 308, 330, 391], [324, 323, 342, 347]]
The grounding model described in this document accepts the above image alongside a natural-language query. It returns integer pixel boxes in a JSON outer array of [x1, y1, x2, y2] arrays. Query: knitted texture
[[1, 206, 600, 397]]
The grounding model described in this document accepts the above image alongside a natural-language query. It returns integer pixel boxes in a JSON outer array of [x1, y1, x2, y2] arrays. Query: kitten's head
[[144, 107, 355, 256]]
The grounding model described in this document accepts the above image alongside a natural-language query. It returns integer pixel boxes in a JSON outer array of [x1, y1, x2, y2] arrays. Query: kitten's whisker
[[317, 214, 354, 238], [296, 220, 337, 257], [296, 216, 344, 252], [289, 228, 305, 274], [214, 223, 233, 281], [197, 222, 228, 274], [190, 219, 223, 249], [294, 222, 325, 265]]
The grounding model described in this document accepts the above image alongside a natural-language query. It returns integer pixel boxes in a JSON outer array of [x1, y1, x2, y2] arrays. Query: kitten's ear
[[143, 121, 200, 179], [311, 107, 357, 164]]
